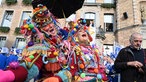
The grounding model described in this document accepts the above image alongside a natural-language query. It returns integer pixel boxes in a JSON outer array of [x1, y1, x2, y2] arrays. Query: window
[[19, 11, 32, 27], [0, 0, 2, 5], [1, 10, 14, 27], [104, 0, 114, 3], [14, 37, 26, 49], [104, 14, 114, 32], [85, 0, 96, 3], [84, 12, 95, 27], [0, 36, 7, 47]]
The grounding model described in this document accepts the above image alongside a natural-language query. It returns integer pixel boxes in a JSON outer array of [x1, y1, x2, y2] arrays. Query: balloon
[[32, 29, 36, 33], [29, 24, 34, 29], [20, 30, 25, 34], [28, 28, 31, 30], [24, 24, 29, 29], [21, 26, 25, 30]]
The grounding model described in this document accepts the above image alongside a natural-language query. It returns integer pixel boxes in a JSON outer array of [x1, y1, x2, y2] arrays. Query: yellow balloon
[[28, 28, 31, 30], [24, 24, 29, 29]]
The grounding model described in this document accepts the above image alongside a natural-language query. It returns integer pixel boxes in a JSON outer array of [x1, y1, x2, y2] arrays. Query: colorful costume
[[0, 4, 108, 82], [0, 4, 70, 82], [0, 47, 9, 70], [66, 19, 108, 82]]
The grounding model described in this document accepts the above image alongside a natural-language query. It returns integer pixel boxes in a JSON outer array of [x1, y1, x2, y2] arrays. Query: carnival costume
[[0, 47, 9, 70], [0, 4, 71, 82], [66, 19, 108, 82]]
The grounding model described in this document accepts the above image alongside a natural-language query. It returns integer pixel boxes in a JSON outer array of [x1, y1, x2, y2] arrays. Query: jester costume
[[0, 4, 71, 82], [66, 19, 108, 82]]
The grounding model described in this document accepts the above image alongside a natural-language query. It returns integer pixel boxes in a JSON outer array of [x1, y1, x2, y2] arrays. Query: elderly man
[[114, 32, 146, 82]]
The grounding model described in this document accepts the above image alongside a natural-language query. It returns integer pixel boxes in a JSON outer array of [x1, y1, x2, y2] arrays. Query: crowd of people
[[1, 3, 146, 82], [0, 47, 22, 70]]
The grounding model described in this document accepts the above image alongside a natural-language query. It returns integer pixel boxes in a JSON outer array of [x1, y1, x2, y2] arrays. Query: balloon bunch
[[20, 18, 44, 48], [20, 18, 36, 35]]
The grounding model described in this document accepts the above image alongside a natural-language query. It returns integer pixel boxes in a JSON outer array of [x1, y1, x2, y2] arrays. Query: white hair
[[129, 32, 142, 43]]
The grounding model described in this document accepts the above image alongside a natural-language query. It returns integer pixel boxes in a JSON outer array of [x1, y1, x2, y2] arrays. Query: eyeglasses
[[134, 40, 142, 43]]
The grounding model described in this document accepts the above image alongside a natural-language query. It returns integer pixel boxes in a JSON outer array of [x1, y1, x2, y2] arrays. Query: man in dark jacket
[[114, 32, 146, 82]]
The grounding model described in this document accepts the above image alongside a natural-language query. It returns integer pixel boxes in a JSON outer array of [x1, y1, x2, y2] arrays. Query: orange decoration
[[94, 68, 98, 74], [79, 64, 85, 69]]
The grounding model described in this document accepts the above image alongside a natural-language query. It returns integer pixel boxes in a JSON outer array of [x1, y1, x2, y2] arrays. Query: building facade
[[115, 0, 146, 48], [0, 0, 145, 54]]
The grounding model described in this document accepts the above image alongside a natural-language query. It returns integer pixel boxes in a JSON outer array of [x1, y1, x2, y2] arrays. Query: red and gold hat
[[32, 4, 54, 28]]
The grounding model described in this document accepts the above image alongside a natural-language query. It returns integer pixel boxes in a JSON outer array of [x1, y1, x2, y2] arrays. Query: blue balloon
[[32, 29, 36, 33]]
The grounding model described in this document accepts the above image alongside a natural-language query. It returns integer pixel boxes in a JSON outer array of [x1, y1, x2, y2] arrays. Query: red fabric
[[33, 53, 43, 70], [69, 53, 78, 76], [44, 62, 61, 72], [7, 66, 28, 82]]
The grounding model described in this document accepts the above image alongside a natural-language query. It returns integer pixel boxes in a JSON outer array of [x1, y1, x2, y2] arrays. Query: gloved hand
[[0, 70, 15, 82]]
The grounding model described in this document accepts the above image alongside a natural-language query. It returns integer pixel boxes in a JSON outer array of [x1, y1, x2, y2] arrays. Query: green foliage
[[14, 27, 21, 35], [5, 0, 17, 5], [22, 0, 32, 5], [101, 3, 116, 9], [0, 26, 10, 33]]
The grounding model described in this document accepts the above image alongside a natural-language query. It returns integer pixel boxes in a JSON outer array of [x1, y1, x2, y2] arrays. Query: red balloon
[[21, 26, 25, 30], [20, 30, 25, 34]]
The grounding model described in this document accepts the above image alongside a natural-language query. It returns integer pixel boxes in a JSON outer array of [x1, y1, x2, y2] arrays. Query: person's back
[[0, 53, 7, 70]]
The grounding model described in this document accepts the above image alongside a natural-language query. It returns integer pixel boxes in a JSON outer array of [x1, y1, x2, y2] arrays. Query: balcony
[[5, 0, 17, 5], [0, 26, 10, 33]]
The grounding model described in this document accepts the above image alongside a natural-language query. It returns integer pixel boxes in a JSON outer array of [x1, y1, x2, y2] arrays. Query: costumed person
[[5, 47, 19, 68], [66, 18, 108, 82], [0, 4, 71, 82], [0, 47, 9, 70], [17, 49, 23, 62], [103, 53, 118, 82]]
